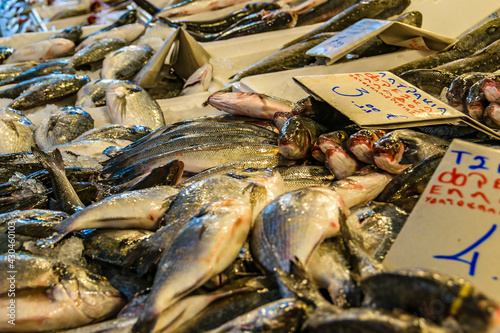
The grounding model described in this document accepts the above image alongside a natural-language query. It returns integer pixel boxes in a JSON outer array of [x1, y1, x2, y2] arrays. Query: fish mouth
[[279, 139, 305, 159]]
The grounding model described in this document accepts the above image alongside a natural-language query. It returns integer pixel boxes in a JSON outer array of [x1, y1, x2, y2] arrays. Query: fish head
[[373, 137, 407, 174], [55, 263, 126, 320], [347, 129, 386, 164], [311, 144, 326, 163], [325, 147, 359, 180], [273, 112, 294, 132], [46, 38, 75, 59], [279, 117, 310, 159], [319, 130, 348, 153]]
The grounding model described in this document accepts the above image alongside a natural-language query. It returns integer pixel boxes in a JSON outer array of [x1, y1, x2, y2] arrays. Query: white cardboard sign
[[306, 19, 457, 65], [384, 140, 500, 303], [293, 72, 500, 139]]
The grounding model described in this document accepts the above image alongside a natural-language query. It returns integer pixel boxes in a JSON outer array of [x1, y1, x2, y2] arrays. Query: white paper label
[[384, 140, 500, 303], [293, 71, 464, 128]]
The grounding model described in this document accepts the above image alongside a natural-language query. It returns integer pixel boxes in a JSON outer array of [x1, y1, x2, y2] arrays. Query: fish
[[73, 124, 151, 142], [76, 23, 146, 52], [433, 39, 500, 74], [8, 74, 90, 110], [180, 63, 213, 95], [49, 25, 83, 44], [174, 2, 281, 34], [37, 185, 180, 247], [373, 129, 449, 174], [0, 107, 36, 154], [31, 147, 85, 214], [0, 58, 74, 87], [101, 45, 154, 80], [69, 38, 129, 69], [85, 9, 138, 38], [251, 186, 347, 275], [0, 46, 15, 64], [0, 257, 126, 332], [296, 0, 360, 26], [273, 111, 294, 131], [231, 33, 333, 82], [75, 78, 122, 106], [466, 79, 489, 121], [282, 0, 410, 49], [106, 81, 165, 130], [126, 159, 184, 191], [325, 145, 364, 179], [484, 102, 500, 129], [50, 3, 90, 21], [291, 95, 354, 130], [276, 165, 336, 191], [0, 209, 68, 224], [479, 75, 500, 103], [398, 69, 458, 99], [132, 198, 252, 333], [360, 269, 500, 332], [279, 115, 327, 159], [45, 138, 132, 158], [0, 61, 38, 82], [208, 92, 294, 119], [389, 17, 500, 75], [35, 106, 94, 149], [213, 10, 298, 41], [346, 129, 386, 164], [159, 0, 253, 18], [5, 38, 75, 64], [0, 74, 65, 100], [445, 72, 491, 111], [329, 167, 394, 208]]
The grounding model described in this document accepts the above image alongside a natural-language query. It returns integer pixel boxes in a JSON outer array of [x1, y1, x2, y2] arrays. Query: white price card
[[306, 19, 457, 65], [293, 71, 500, 139], [384, 140, 500, 303]]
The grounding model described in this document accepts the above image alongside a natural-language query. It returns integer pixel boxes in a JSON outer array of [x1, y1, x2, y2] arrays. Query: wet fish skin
[[279, 115, 327, 159], [466, 80, 489, 121], [0, 107, 36, 154], [181, 63, 213, 95], [208, 92, 294, 120], [347, 129, 386, 164], [230, 32, 335, 83], [446, 72, 491, 111], [0, 58, 74, 87], [37, 185, 180, 247], [75, 78, 122, 106], [276, 165, 335, 191], [70, 38, 129, 69], [398, 69, 458, 99], [86, 9, 138, 38], [5, 38, 75, 64], [484, 101, 500, 129], [479, 75, 500, 103], [325, 146, 364, 179], [296, 0, 360, 26], [106, 81, 165, 130], [291, 95, 354, 130], [76, 23, 146, 52], [49, 25, 83, 45], [0, 62, 38, 82], [133, 198, 252, 333], [73, 124, 151, 142], [0, 74, 64, 100], [8, 74, 90, 111], [101, 45, 154, 80], [159, 0, 252, 18]]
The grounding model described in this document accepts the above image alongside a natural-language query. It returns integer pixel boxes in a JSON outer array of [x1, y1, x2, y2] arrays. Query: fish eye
[[393, 143, 400, 150], [336, 132, 345, 140]]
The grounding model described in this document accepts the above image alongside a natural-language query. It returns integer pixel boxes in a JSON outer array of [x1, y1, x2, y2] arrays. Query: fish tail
[[36, 230, 67, 248], [31, 146, 65, 173]]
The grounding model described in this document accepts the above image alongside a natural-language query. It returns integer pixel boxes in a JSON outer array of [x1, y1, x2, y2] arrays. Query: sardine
[[101, 45, 154, 80], [5, 38, 75, 64], [69, 38, 129, 69], [76, 23, 146, 52]]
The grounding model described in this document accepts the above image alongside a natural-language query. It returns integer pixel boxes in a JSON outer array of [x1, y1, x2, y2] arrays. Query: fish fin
[[32, 146, 65, 172], [121, 237, 163, 275], [36, 231, 67, 248]]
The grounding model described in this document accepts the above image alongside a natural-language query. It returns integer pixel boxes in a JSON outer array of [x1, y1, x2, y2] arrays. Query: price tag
[[384, 140, 500, 303], [293, 71, 500, 139], [306, 19, 457, 65]]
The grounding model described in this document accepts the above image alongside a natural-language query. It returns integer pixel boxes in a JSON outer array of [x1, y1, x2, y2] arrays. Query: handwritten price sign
[[384, 140, 500, 303]]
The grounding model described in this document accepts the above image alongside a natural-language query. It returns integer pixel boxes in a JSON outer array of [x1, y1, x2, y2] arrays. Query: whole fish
[[106, 81, 165, 130], [389, 17, 500, 75], [0, 107, 35, 154], [75, 78, 122, 106], [251, 186, 347, 274], [32, 147, 85, 214], [0, 256, 126, 332], [180, 63, 213, 95], [446, 72, 491, 111], [398, 69, 458, 99], [69, 38, 129, 69], [174, 2, 281, 34], [279, 115, 327, 159], [73, 124, 151, 142], [37, 185, 180, 247], [208, 92, 294, 119], [132, 198, 252, 333], [282, 0, 410, 49], [296, 0, 360, 26], [49, 25, 83, 44], [373, 129, 449, 174], [0, 58, 74, 87], [0, 62, 38, 82], [213, 10, 298, 41], [8, 74, 89, 110], [346, 129, 386, 164], [101, 45, 154, 80], [76, 23, 146, 52], [0, 46, 14, 64], [5, 38, 75, 64], [35, 106, 94, 149], [276, 165, 336, 191], [433, 39, 500, 74], [0, 74, 66, 100]]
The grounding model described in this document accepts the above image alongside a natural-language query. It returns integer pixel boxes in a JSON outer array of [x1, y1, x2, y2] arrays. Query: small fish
[[208, 92, 294, 120], [37, 185, 180, 247], [101, 45, 154, 80], [0, 62, 38, 82], [106, 81, 165, 130], [446, 72, 491, 111], [279, 115, 327, 159], [347, 129, 386, 164], [8, 74, 90, 110], [49, 25, 83, 45], [35, 106, 94, 149], [75, 78, 122, 106], [76, 23, 146, 52], [181, 63, 213, 95], [69, 38, 128, 69], [0, 58, 74, 87], [5, 38, 75, 64]]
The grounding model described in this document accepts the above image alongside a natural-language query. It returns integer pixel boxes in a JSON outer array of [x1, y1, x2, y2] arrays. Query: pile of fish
[[0, 0, 499, 332]]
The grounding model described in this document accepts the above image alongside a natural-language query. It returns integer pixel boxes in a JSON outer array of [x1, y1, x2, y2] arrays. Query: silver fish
[[73, 125, 151, 142], [101, 45, 154, 80], [69, 38, 129, 69], [0, 107, 35, 154], [75, 78, 122, 107], [76, 23, 146, 51]]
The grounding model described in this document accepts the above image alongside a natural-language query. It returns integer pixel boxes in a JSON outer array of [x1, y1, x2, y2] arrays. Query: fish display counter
[[0, 0, 500, 331]]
